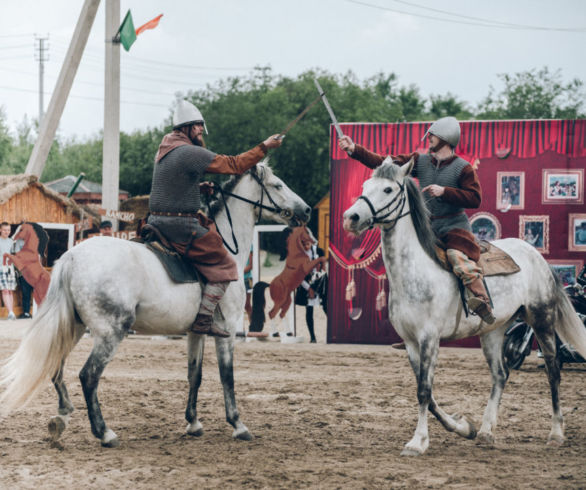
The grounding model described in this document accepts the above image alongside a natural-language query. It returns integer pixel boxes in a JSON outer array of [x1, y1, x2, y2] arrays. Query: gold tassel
[[345, 267, 356, 300], [375, 277, 386, 311]]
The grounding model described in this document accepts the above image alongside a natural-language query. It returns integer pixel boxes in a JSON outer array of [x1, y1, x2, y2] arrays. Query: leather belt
[[150, 211, 200, 218], [431, 211, 465, 220]]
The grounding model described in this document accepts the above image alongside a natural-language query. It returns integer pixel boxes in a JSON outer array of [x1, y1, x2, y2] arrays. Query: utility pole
[[34, 36, 49, 124], [26, 0, 101, 177], [102, 0, 121, 231]]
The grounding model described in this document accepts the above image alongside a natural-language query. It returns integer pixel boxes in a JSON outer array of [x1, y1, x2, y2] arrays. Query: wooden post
[[25, 0, 101, 177], [102, 0, 121, 231]]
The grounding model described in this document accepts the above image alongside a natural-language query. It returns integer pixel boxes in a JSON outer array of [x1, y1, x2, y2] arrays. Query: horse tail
[[552, 273, 586, 359], [249, 282, 269, 332], [0, 253, 78, 414]]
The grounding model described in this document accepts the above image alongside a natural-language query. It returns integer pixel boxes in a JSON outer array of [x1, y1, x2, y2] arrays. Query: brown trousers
[[171, 219, 238, 283]]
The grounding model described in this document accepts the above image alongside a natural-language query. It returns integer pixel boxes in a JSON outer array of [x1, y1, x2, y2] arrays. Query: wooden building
[[0, 174, 94, 317], [44, 174, 129, 205]]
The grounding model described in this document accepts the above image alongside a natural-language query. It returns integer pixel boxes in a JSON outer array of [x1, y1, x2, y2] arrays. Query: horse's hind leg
[[49, 324, 85, 443], [79, 328, 127, 448], [529, 307, 564, 446], [48, 362, 75, 442], [216, 335, 252, 440], [477, 326, 510, 445], [185, 333, 205, 436]]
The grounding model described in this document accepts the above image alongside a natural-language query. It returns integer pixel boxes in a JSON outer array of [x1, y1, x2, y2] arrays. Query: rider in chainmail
[[148, 100, 282, 337], [339, 117, 496, 325]]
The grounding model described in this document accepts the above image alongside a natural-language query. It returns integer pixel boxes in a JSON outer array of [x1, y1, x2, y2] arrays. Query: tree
[[0, 108, 13, 171], [476, 67, 585, 120], [428, 93, 473, 120]]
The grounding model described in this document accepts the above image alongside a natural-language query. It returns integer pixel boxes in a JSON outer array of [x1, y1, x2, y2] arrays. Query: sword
[[314, 79, 350, 154], [274, 94, 322, 140]]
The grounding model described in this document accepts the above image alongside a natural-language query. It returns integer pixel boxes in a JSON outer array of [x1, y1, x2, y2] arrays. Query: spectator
[[12, 236, 32, 318], [294, 240, 327, 343], [0, 222, 17, 320], [244, 248, 253, 323], [100, 220, 113, 237]]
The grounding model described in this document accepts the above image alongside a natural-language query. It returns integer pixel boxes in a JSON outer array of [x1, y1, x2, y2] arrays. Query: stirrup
[[467, 297, 496, 324]]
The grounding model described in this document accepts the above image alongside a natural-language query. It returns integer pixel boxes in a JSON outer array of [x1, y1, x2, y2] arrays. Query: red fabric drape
[[328, 119, 586, 346]]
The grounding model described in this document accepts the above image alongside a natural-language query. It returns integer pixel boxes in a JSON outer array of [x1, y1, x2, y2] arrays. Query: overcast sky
[[1, 0, 585, 140]]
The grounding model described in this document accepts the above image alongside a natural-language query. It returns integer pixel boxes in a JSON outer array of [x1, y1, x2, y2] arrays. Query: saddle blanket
[[436, 241, 520, 276]]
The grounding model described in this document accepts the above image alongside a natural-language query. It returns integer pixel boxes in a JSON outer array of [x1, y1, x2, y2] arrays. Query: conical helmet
[[173, 100, 208, 134], [422, 116, 460, 147]]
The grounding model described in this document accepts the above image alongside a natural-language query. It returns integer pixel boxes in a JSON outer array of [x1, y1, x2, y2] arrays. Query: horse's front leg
[[185, 333, 205, 437], [402, 336, 440, 456], [215, 335, 252, 440], [477, 326, 510, 445]]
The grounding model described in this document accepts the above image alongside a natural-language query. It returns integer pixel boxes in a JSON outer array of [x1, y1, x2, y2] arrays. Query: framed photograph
[[519, 215, 549, 254], [569, 213, 586, 252], [496, 172, 524, 210], [548, 260, 584, 286], [542, 169, 584, 204], [470, 212, 501, 242]]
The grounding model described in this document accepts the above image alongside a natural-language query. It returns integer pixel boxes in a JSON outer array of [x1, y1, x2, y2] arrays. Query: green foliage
[[2, 67, 583, 206], [477, 67, 585, 120]]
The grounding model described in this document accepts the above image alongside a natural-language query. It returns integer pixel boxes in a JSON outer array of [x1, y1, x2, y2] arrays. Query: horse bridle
[[209, 167, 294, 255], [357, 180, 410, 231]]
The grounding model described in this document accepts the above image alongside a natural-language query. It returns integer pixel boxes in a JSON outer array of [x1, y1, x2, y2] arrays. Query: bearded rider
[[339, 116, 495, 324], [148, 100, 282, 337]]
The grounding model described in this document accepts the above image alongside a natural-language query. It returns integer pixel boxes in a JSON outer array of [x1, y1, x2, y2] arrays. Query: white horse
[[0, 162, 311, 448], [342, 158, 586, 456]]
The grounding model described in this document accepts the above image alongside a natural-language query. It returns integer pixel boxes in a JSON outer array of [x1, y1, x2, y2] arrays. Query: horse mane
[[208, 163, 268, 220], [28, 222, 49, 257], [373, 163, 442, 266]]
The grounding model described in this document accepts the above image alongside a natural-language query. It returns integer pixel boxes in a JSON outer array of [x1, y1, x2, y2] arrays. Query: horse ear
[[400, 157, 415, 179]]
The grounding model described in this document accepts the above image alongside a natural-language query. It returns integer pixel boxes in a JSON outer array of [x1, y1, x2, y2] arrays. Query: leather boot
[[190, 313, 230, 337], [466, 277, 496, 324]]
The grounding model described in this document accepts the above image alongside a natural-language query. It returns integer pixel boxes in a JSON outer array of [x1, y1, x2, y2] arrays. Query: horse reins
[[207, 168, 293, 255], [357, 181, 411, 232]]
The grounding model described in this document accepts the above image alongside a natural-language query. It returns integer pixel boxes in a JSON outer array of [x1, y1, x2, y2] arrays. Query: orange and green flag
[[116, 11, 163, 52]]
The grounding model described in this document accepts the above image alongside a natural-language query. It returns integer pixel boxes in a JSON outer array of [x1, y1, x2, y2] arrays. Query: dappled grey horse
[[0, 162, 310, 447], [343, 158, 586, 456]]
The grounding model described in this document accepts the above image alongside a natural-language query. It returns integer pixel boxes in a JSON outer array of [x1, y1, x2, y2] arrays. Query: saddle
[[436, 240, 520, 277], [133, 224, 201, 284]]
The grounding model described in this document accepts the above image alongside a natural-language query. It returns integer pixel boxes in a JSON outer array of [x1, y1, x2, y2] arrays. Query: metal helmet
[[422, 116, 461, 148], [173, 100, 208, 134]]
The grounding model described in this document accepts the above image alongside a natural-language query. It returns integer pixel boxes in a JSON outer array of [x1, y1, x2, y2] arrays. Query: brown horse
[[5, 222, 50, 305], [250, 226, 326, 332]]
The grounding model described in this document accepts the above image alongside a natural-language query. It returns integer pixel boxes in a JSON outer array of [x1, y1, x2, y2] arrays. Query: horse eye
[[273, 184, 283, 190], [384, 187, 393, 194]]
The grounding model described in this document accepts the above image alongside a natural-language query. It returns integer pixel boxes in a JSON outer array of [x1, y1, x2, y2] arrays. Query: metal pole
[[102, 0, 121, 231], [35, 36, 49, 124], [66, 172, 86, 198]]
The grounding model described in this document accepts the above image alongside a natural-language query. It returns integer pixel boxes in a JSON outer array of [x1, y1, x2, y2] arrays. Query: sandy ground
[[0, 312, 585, 489]]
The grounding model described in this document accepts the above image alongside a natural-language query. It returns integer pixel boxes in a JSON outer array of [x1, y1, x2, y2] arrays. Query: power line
[[345, 0, 586, 32], [390, 0, 586, 31], [0, 84, 170, 108]]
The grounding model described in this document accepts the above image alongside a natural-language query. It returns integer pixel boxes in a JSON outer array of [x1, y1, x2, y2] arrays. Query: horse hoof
[[186, 421, 204, 437], [547, 435, 564, 447], [233, 426, 253, 441], [101, 429, 120, 448], [400, 447, 423, 457], [48, 416, 66, 441], [452, 413, 477, 439], [476, 432, 495, 446]]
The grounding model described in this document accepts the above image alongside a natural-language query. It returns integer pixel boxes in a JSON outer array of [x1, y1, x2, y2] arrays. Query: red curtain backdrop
[[327, 120, 586, 345]]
